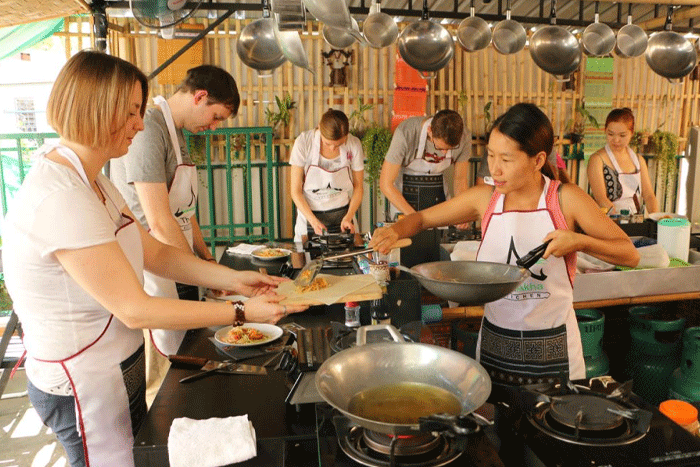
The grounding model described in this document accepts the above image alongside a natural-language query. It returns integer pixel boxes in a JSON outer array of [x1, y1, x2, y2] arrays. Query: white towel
[[226, 244, 262, 255], [168, 415, 257, 467]]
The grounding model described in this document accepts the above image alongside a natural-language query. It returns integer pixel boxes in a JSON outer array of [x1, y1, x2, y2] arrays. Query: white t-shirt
[[3, 152, 136, 394], [289, 129, 365, 172]]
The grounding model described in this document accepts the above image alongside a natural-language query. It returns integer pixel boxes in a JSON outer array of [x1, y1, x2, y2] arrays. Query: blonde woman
[[2, 50, 306, 467]]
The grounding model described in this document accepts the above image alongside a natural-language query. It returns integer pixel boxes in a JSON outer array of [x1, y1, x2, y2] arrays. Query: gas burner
[[334, 416, 463, 467], [441, 225, 480, 243], [309, 232, 357, 249]]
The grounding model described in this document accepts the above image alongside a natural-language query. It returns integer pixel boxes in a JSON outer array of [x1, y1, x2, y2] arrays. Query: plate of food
[[214, 323, 283, 347], [251, 247, 292, 261]]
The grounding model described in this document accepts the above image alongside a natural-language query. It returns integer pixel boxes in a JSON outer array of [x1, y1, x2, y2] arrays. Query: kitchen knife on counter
[[169, 355, 267, 383]]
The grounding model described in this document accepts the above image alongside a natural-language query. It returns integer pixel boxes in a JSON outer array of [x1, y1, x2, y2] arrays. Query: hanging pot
[[582, 2, 616, 57], [322, 17, 361, 49], [615, 4, 647, 58], [529, 0, 582, 81], [270, 0, 305, 31], [236, 1, 286, 76], [273, 16, 314, 74], [492, 0, 526, 55], [456, 0, 491, 53], [645, 6, 697, 81], [363, 0, 399, 49], [397, 0, 455, 79]]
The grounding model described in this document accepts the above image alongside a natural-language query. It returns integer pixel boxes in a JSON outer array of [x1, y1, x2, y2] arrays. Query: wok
[[322, 17, 361, 49], [363, 0, 398, 49], [491, 0, 526, 55], [236, 11, 286, 75], [397, 0, 455, 79], [645, 6, 697, 81], [315, 324, 491, 436], [529, 0, 581, 80], [582, 2, 615, 57], [456, 0, 491, 53], [397, 260, 529, 305], [273, 20, 314, 74], [615, 5, 647, 59]]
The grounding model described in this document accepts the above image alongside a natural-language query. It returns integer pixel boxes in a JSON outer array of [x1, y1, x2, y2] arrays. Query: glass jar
[[344, 302, 361, 328], [659, 399, 700, 437]]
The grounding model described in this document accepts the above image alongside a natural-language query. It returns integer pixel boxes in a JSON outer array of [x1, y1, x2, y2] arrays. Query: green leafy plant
[[187, 134, 207, 165], [361, 125, 392, 186], [649, 130, 679, 195], [348, 98, 374, 138], [265, 93, 297, 129], [565, 103, 599, 142]]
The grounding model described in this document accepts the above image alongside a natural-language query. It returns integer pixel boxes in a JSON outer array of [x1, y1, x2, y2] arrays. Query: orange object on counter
[[659, 399, 700, 437]]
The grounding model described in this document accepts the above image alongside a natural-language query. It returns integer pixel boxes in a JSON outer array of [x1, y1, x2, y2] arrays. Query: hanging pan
[[492, 0, 526, 55], [615, 4, 647, 58], [582, 2, 616, 57], [529, 0, 582, 81], [456, 0, 492, 53], [397, 0, 455, 79], [363, 0, 399, 49], [322, 17, 361, 49], [645, 6, 697, 82], [236, 0, 286, 76]]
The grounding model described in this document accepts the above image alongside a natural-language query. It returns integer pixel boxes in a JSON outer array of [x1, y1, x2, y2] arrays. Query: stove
[[303, 233, 364, 269], [495, 377, 700, 466], [439, 224, 481, 244]]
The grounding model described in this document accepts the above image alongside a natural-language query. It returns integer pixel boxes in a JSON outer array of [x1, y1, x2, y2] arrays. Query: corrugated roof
[[0, 0, 89, 28]]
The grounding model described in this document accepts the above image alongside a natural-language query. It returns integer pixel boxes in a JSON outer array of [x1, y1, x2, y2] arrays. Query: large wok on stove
[[398, 260, 530, 305], [315, 325, 492, 436]]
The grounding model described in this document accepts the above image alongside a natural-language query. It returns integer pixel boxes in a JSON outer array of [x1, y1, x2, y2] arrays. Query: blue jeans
[[27, 379, 86, 467]]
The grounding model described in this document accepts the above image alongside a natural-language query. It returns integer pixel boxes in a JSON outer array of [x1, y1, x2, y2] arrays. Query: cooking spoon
[[294, 238, 411, 288]]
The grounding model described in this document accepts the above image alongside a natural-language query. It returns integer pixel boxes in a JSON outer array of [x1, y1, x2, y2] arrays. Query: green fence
[[0, 128, 285, 254]]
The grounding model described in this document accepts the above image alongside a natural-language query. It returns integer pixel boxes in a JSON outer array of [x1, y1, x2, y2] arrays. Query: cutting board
[[277, 273, 382, 305]]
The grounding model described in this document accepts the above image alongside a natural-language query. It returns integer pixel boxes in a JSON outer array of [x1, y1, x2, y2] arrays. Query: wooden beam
[[637, 5, 700, 29]]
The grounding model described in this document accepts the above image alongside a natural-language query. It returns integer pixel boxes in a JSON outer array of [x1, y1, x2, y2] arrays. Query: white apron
[[475, 176, 585, 383], [34, 145, 146, 467], [605, 144, 642, 214], [293, 130, 355, 241], [143, 96, 198, 356], [389, 118, 454, 219]]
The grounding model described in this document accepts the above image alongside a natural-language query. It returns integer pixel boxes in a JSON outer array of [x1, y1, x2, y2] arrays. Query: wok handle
[[356, 324, 405, 346], [516, 240, 552, 269], [418, 413, 482, 438]]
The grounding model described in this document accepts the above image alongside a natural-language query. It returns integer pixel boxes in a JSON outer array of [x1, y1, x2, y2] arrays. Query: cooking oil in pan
[[347, 382, 462, 424]]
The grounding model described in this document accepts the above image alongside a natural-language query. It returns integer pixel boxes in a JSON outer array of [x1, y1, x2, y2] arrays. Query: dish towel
[[168, 415, 257, 467], [226, 244, 262, 255]]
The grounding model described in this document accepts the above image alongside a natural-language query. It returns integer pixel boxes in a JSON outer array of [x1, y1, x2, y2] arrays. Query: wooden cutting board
[[277, 273, 382, 305]]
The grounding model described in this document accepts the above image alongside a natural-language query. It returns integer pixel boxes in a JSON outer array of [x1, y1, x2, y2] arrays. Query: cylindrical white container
[[657, 218, 691, 261]]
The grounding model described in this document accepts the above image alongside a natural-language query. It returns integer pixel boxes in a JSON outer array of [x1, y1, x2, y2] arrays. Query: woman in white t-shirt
[[290, 109, 365, 242], [2, 50, 307, 467]]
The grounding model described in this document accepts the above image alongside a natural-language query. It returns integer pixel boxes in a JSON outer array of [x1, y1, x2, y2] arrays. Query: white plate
[[214, 323, 283, 347], [649, 212, 687, 222], [250, 247, 292, 261]]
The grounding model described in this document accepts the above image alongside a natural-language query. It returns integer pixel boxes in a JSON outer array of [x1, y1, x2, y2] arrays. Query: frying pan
[[529, 0, 582, 80], [491, 0, 526, 55], [456, 0, 492, 53], [363, 0, 398, 49], [236, 0, 286, 75], [315, 324, 492, 436], [645, 6, 697, 81], [615, 5, 647, 59], [322, 17, 360, 49]]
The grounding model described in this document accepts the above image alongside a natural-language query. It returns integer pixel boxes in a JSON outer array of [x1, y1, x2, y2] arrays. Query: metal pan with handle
[[491, 0, 526, 55], [315, 324, 492, 436], [456, 0, 491, 53]]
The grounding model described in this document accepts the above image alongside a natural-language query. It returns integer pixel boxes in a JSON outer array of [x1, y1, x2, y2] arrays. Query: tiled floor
[[0, 369, 69, 467]]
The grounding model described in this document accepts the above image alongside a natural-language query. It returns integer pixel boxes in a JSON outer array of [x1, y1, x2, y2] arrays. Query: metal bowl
[[529, 25, 582, 78], [363, 11, 398, 48], [645, 30, 697, 80], [582, 21, 616, 57], [236, 18, 286, 74], [398, 20, 455, 76], [457, 15, 492, 53], [492, 19, 527, 55], [615, 23, 647, 58]]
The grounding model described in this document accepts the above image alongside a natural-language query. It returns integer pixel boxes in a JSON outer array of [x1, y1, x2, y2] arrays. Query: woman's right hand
[[368, 226, 399, 254], [243, 293, 308, 324], [310, 218, 327, 236]]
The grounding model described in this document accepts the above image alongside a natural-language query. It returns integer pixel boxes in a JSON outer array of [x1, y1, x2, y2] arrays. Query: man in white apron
[[109, 65, 240, 400], [379, 110, 471, 266]]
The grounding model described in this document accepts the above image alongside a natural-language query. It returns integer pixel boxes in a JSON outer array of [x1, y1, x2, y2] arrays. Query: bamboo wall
[[56, 15, 700, 233]]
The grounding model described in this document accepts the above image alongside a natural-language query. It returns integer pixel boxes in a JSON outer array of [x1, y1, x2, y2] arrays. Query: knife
[[169, 355, 267, 383]]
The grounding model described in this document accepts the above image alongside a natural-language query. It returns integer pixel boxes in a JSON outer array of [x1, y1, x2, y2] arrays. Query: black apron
[[400, 173, 444, 268], [307, 204, 350, 236]]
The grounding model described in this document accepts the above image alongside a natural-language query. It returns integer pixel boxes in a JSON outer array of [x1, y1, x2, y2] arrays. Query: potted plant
[[564, 103, 599, 144], [348, 98, 374, 139], [362, 125, 392, 223], [265, 93, 296, 139], [649, 130, 679, 199]]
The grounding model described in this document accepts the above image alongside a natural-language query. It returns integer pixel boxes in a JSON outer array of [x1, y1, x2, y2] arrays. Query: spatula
[[294, 238, 412, 287], [516, 240, 552, 269]]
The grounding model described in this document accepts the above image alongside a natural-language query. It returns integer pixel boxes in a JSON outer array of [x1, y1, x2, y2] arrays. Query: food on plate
[[296, 276, 329, 294], [224, 326, 269, 344], [253, 248, 288, 258]]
